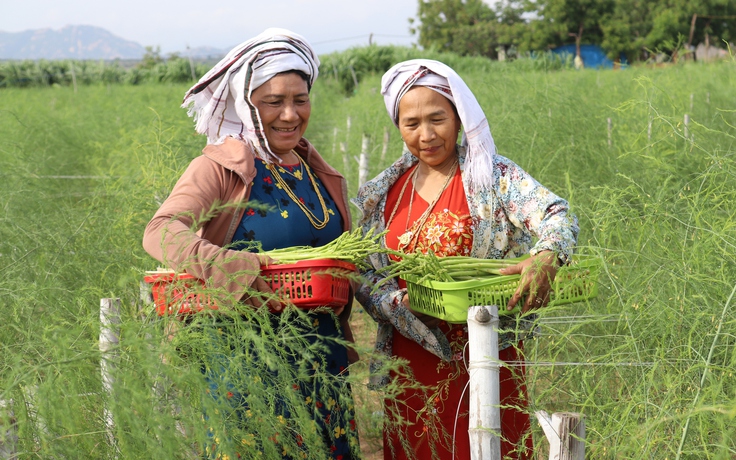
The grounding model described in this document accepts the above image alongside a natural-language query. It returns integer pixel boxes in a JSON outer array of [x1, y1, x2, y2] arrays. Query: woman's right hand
[[244, 254, 284, 311], [404, 293, 443, 329]]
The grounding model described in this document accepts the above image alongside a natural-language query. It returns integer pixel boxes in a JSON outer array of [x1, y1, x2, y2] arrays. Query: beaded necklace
[[386, 157, 458, 251], [265, 153, 330, 229]]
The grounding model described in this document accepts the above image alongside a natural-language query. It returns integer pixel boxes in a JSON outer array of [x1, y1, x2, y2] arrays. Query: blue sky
[[3, 0, 420, 55]]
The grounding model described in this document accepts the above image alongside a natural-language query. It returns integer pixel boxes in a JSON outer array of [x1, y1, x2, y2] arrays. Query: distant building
[[695, 42, 731, 61]]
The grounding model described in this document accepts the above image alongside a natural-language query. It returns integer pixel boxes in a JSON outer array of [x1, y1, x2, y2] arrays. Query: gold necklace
[[266, 153, 330, 229], [385, 166, 415, 245], [386, 158, 458, 251], [275, 160, 304, 181]]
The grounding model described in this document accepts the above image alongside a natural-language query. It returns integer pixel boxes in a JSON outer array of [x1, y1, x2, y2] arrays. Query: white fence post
[[467, 305, 501, 460], [100, 297, 120, 447]]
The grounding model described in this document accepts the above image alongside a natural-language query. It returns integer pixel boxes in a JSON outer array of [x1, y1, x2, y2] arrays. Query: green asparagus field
[[1, 53, 735, 459]]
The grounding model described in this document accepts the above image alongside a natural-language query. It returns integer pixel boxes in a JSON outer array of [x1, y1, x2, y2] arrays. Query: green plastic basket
[[404, 254, 602, 324]]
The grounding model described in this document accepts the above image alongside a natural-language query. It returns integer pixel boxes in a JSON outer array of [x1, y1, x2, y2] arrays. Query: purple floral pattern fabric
[[351, 146, 579, 387]]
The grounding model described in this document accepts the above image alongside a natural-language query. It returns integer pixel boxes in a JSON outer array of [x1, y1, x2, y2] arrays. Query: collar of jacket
[[202, 136, 343, 181]]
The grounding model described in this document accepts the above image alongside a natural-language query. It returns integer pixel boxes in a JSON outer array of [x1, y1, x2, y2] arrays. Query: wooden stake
[[358, 134, 370, 186], [340, 142, 348, 173], [343, 116, 352, 174], [467, 305, 501, 460], [349, 65, 358, 91], [70, 62, 77, 93], [380, 126, 390, 164], [0, 398, 18, 459], [607, 118, 612, 148], [21, 385, 43, 446], [100, 298, 120, 446], [331, 126, 338, 156], [186, 45, 196, 81], [536, 411, 585, 460]]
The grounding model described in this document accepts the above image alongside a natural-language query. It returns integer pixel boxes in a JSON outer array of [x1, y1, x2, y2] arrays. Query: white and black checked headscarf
[[181, 28, 319, 163]]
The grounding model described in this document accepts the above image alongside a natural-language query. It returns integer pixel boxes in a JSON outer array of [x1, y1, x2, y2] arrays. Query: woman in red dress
[[352, 59, 579, 459]]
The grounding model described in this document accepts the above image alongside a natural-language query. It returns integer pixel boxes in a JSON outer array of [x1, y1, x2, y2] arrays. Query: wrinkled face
[[397, 86, 461, 168], [250, 72, 311, 158]]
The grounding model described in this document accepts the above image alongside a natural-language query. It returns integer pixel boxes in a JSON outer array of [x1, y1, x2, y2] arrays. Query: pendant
[[398, 231, 413, 247]]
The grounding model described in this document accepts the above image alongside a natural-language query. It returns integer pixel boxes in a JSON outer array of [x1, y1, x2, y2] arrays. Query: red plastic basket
[[143, 272, 216, 316], [259, 259, 355, 308], [143, 259, 355, 316]]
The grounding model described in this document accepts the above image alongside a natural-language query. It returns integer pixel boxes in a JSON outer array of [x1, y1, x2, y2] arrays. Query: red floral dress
[[383, 164, 533, 460]]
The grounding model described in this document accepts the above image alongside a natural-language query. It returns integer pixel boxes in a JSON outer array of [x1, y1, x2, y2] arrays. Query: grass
[[0, 56, 735, 458]]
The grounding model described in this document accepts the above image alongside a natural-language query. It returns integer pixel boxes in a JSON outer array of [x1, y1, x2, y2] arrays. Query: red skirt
[[383, 323, 533, 460]]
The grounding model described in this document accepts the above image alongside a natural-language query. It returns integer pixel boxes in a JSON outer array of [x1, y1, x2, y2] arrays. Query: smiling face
[[250, 72, 311, 159], [397, 86, 461, 169]]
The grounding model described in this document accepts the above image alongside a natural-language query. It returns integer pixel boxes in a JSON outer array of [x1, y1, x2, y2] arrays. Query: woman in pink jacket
[[142, 28, 359, 459]]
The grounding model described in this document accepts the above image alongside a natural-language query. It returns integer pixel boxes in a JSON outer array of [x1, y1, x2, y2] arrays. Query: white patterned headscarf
[[181, 28, 319, 163], [381, 59, 496, 193]]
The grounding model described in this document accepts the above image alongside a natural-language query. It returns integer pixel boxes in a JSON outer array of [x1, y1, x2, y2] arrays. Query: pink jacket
[[142, 137, 356, 350]]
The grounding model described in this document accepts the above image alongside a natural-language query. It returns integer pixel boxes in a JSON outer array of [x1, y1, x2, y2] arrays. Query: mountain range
[[0, 25, 228, 60]]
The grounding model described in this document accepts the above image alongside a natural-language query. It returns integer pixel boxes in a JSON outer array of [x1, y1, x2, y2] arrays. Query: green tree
[[412, 0, 735, 63], [138, 46, 164, 70], [598, 0, 654, 61], [530, 0, 615, 58], [412, 0, 500, 58], [648, 0, 735, 59], [492, 0, 536, 57], [602, 0, 736, 62], [694, 0, 736, 46]]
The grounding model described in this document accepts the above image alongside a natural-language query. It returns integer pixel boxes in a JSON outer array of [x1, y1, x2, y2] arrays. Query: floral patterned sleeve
[[354, 267, 400, 326], [355, 266, 453, 363], [493, 156, 579, 265]]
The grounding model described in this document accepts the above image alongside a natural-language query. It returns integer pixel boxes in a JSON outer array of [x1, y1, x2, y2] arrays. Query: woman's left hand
[[499, 251, 559, 313]]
